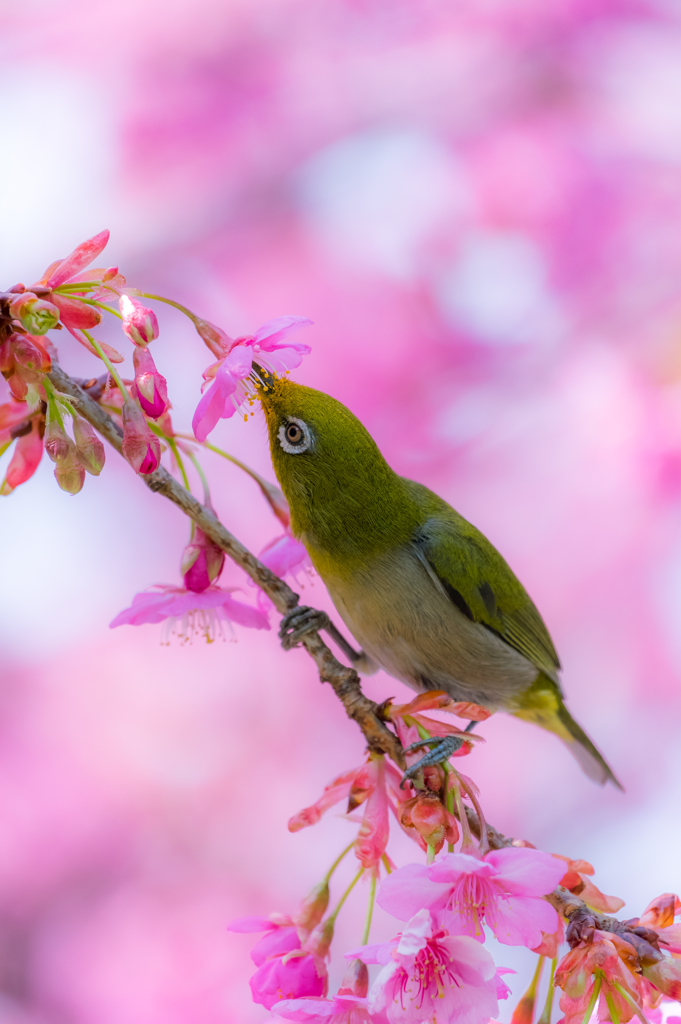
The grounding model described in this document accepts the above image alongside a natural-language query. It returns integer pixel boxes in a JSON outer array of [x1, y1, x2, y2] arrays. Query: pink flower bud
[[338, 959, 368, 998], [54, 445, 85, 495], [295, 880, 330, 936], [44, 419, 71, 463], [192, 318, 231, 359], [121, 399, 161, 475], [119, 295, 159, 347], [73, 416, 105, 475], [9, 292, 60, 335], [180, 528, 225, 592], [642, 959, 681, 1000], [9, 334, 48, 373], [131, 346, 168, 418]]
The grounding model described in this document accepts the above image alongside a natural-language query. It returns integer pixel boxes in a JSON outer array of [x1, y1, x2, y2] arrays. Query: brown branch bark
[[47, 363, 405, 768], [47, 362, 629, 943]]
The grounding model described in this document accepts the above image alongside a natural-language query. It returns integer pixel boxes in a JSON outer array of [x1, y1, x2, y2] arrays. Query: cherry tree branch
[[47, 362, 629, 945], [47, 363, 405, 768]]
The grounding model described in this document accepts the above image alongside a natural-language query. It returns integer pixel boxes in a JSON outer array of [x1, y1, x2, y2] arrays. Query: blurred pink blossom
[[377, 848, 565, 947], [109, 583, 269, 641]]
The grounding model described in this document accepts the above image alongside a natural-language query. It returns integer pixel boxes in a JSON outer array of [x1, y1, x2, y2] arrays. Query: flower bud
[[192, 317, 231, 359], [9, 335, 46, 374], [423, 764, 445, 792], [131, 345, 168, 418], [295, 880, 330, 936], [0, 419, 43, 495], [119, 295, 159, 347], [338, 959, 368, 998], [54, 445, 85, 495], [9, 292, 60, 335], [121, 399, 161, 475], [303, 917, 335, 960], [180, 528, 225, 592], [73, 416, 105, 475], [44, 419, 71, 463], [398, 793, 459, 853]]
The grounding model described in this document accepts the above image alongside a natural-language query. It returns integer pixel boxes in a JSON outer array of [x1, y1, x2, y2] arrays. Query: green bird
[[258, 374, 621, 788]]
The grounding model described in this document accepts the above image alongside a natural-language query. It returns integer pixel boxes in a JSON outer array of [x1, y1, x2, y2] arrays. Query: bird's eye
[[278, 417, 312, 455]]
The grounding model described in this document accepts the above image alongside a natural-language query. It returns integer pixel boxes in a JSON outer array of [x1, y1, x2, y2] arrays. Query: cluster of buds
[[0, 331, 53, 403], [43, 404, 105, 495]]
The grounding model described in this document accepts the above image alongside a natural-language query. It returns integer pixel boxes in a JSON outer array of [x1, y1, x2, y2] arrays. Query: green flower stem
[[327, 868, 363, 927], [581, 973, 603, 1024], [512, 955, 545, 1024], [133, 292, 195, 321], [361, 873, 377, 945], [381, 853, 393, 875], [82, 330, 128, 395], [0, 439, 12, 460], [442, 762, 456, 851], [426, 844, 436, 865], [324, 841, 355, 885], [604, 988, 621, 1024], [451, 777, 474, 851], [612, 982, 650, 1024], [184, 449, 212, 507], [537, 957, 556, 1024], [146, 421, 191, 492], [76, 297, 123, 320]]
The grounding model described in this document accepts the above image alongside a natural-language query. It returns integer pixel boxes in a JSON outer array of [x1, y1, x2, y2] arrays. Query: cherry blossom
[[348, 908, 499, 1024], [271, 994, 378, 1023], [109, 583, 269, 642], [377, 847, 565, 948], [556, 930, 644, 1024], [131, 346, 168, 418], [192, 315, 312, 440], [119, 294, 159, 347], [228, 916, 327, 1010]]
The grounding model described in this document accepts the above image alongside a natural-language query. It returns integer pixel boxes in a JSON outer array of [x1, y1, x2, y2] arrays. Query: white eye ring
[[278, 417, 312, 454]]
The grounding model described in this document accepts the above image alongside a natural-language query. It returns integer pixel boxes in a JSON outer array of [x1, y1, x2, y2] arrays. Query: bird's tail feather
[[512, 674, 623, 789]]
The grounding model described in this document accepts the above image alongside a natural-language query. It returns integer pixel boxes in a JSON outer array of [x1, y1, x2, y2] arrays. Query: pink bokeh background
[[2, 0, 681, 1020]]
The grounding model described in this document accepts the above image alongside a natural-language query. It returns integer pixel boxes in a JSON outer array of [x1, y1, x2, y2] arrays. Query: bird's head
[[256, 373, 411, 562]]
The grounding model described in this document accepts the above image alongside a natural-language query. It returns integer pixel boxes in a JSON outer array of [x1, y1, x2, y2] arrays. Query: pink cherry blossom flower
[[288, 755, 400, 872], [228, 916, 327, 1010], [348, 908, 499, 1024], [271, 994, 377, 1023], [119, 294, 159, 347], [377, 847, 565, 948], [109, 583, 269, 642], [554, 854, 625, 914], [192, 315, 313, 441], [131, 346, 168, 418]]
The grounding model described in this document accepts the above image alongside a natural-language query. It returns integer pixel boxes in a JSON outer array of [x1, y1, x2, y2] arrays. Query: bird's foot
[[400, 735, 466, 789], [279, 606, 330, 650]]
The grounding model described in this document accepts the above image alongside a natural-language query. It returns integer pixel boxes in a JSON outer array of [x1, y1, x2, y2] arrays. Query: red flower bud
[[119, 295, 159, 347], [180, 528, 225, 592], [303, 917, 335, 960], [73, 416, 105, 475], [131, 346, 168, 419], [121, 399, 161, 475], [9, 292, 60, 335]]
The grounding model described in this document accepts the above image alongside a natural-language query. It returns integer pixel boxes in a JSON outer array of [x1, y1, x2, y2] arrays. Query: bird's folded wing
[[410, 502, 561, 684]]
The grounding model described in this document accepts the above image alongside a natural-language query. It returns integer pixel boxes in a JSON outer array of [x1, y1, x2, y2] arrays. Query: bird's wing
[[404, 480, 561, 683]]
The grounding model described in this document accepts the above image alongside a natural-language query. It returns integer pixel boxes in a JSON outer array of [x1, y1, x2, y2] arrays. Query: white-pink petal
[[484, 847, 566, 896]]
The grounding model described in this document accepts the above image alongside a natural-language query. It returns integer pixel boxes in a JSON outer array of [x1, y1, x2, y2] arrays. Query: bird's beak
[[252, 362, 276, 400]]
